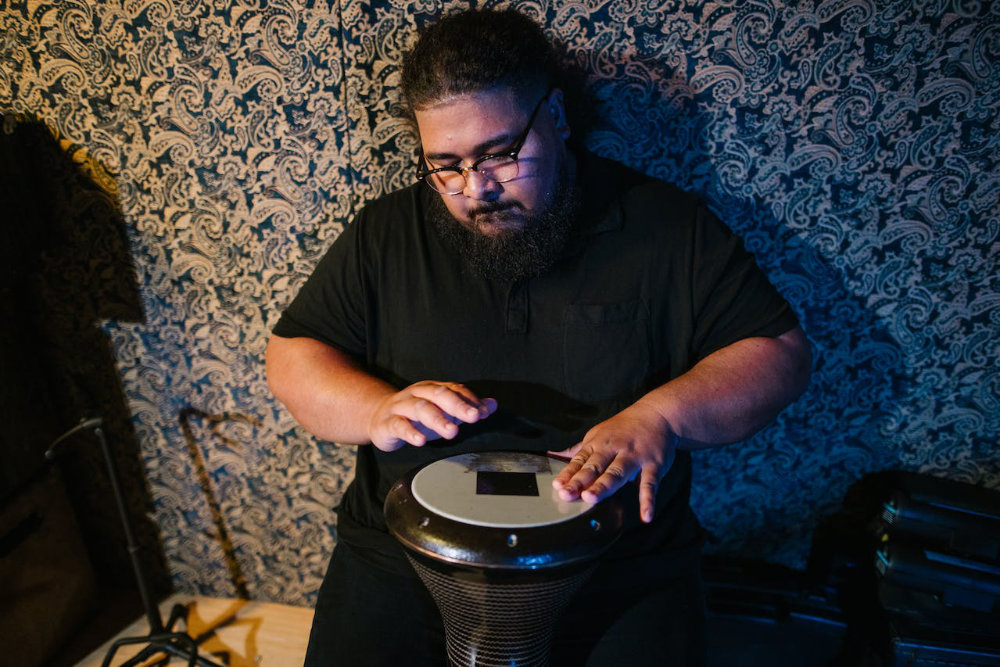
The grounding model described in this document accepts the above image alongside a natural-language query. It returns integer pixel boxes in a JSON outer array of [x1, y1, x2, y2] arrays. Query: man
[[267, 8, 811, 666]]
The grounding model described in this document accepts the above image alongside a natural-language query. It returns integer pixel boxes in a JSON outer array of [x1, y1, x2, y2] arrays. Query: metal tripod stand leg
[[46, 419, 227, 667], [101, 601, 226, 666], [101, 628, 225, 667]]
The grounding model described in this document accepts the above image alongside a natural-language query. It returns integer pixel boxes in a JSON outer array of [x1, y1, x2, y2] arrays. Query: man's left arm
[[552, 326, 812, 523]]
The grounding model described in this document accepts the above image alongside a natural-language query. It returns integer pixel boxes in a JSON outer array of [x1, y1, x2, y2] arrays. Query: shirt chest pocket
[[562, 300, 651, 404]]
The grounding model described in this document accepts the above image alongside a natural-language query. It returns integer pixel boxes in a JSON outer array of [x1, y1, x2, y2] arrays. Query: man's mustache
[[468, 201, 524, 218]]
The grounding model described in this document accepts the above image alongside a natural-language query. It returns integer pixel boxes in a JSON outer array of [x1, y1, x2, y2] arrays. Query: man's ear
[[548, 88, 571, 140]]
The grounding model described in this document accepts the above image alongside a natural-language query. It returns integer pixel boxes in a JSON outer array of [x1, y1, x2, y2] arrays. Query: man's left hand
[[550, 399, 677, 524]]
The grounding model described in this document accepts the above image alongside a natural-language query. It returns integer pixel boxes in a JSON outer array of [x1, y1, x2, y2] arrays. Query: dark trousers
[[304, 542, 707, 666]]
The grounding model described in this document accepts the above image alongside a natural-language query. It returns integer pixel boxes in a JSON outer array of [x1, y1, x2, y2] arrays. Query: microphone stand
[[47, 418, 224, 667]]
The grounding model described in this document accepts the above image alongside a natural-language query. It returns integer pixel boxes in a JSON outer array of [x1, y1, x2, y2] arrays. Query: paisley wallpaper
[[2, 0, 997, 605]]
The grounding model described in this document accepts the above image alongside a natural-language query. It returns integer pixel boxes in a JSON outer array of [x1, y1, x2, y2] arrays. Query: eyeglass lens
[[420, 89, 551, 195], [426, 156, 519, 194]]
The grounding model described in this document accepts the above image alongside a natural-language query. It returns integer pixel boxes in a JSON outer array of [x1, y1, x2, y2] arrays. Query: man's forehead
[[414, 87, 530, 155]]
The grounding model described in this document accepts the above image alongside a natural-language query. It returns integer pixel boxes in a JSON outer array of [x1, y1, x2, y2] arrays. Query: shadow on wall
[[0, 116, 170, 594], [692, 226, 909, 564], [575, 50, 909, 566]]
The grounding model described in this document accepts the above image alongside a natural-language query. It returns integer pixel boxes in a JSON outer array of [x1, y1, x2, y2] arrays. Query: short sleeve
[[272, 210, 369, 356], [689, 203, 799, 360]]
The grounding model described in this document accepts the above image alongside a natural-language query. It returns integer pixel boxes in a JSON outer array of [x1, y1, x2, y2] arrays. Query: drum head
[[385, 451, 624, 570], [411, 451, 591, 528]]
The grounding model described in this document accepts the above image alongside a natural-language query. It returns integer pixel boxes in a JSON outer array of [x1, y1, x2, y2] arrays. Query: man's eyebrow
[[423, 131, 519, 163]]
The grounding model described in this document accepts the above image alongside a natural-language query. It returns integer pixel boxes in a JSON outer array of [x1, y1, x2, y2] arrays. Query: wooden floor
[[75, 594, 314, 667]]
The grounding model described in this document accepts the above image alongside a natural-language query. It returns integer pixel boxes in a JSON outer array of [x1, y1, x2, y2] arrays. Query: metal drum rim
[[384, 451, 625, 571]]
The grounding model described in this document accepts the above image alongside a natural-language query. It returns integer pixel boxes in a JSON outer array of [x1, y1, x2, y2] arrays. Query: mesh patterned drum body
[[384, 451, 624, 667]]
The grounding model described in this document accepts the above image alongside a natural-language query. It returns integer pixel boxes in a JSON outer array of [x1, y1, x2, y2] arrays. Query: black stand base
[[101, 602, 225, 667], [45, 419, 227, 667]]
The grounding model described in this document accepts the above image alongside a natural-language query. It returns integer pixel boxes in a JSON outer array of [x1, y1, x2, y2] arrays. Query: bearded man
[[267, 8, 811, 666]]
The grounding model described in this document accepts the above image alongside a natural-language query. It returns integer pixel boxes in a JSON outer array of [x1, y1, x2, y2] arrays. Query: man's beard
[[428, 177, 580, 283]]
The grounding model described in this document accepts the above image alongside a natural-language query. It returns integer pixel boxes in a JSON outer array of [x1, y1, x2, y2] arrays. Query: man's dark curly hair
[[401, 9, 559, 111]]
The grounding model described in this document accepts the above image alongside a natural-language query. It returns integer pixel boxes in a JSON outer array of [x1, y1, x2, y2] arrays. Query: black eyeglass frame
[[415, 88, 553, 195]]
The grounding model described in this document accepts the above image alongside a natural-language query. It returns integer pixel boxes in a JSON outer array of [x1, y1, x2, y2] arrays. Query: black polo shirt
[[274, 150, 798, 575]]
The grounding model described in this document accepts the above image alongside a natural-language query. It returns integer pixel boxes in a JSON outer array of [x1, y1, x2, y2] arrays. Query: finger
[[548, 442, 582, 462], [559, 449, 617, 500], [410, 398, 462, 439], [551, 444, 587, 490], [438, 382, 494, 417], [638, 466, 660, 523], [413, 383, 491, 423], [480, 397, 499, 417], [385, 397, 457, 441], [373, 415, 427, 450], [580, 454, 637, 504]]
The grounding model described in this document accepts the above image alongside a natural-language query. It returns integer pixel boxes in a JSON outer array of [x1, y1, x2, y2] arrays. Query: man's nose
[[462, 169, 501, 200]]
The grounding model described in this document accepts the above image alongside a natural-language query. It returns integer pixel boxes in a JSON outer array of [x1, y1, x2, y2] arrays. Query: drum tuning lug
[[419, 516, 430, 527], [506, 534, 518, 547]]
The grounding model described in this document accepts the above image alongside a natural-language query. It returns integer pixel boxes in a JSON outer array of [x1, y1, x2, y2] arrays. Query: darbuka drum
[[384, 451, 624, 667]]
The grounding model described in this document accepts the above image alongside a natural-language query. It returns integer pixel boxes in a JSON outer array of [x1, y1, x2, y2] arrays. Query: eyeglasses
[[416, 90, 551, 195]]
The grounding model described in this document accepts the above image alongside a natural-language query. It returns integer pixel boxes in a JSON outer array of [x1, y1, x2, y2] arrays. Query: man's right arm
[[265, 334, 496, 450]]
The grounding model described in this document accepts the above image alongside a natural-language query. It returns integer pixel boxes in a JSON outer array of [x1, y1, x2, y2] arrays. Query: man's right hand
[[267, 336, 498, 447], [368, 381, 497, 451]]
